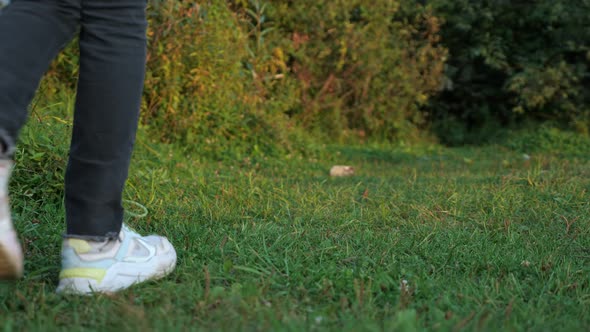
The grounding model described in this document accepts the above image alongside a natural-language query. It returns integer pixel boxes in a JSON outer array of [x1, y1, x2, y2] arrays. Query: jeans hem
[[0, 128, 15, 158], [62, 231, 119, 241]]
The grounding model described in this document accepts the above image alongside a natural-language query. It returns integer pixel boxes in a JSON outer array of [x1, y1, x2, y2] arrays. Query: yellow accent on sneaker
[[59, 268, 106, 283], [68, 239, 92, 254]]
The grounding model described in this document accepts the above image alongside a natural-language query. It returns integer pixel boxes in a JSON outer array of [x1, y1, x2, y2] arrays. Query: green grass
[[1, 101, 589, 331]]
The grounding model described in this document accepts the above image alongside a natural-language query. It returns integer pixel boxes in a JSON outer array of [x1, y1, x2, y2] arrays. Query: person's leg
[[64, 0, 148, 239], [0, 0, 81, 155], [0, 0, 81, 279], [57, 0, 176, 294]]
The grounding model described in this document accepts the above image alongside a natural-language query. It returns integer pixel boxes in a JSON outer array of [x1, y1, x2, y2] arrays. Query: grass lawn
[[1, 107, 589, 331]]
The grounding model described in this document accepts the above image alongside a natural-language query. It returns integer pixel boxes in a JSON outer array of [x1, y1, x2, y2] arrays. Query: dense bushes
[[141, 1, 305, 158], [256, 1, 447, 141], [430, 0, 590, 143], [45, 1, 306, 159], [43, 0, 446, 153], [40, 0, 588, 151]]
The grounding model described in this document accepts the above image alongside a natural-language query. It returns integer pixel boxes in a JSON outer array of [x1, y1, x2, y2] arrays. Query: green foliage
[[40, 0, 589, 149], [44, 0, 446, 150], [142, 1, 308, 159], [429, 0, 590, 141], [505, 124, 590, 158], [260, 0, 447, 141], [43, 1, 309, 160]]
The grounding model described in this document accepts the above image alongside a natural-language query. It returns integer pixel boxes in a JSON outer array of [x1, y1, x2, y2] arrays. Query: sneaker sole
[[56, 261, 176, 295]]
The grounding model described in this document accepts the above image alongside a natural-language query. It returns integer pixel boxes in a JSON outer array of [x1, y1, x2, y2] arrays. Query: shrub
[[429, 0, 590, 142], [144, 1, 311, 159], [254, 0, 448, 142], [43, 0, 447, 150], [24, 0, 590, 150], [44, 1, 307, 160]]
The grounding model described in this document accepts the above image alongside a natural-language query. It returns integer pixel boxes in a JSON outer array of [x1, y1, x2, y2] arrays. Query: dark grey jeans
[[0, 0, 147, 239]]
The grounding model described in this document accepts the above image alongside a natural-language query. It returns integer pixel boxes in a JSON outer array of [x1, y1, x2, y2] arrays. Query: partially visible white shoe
[[0, 159, 24, 279], [56, 224, 177, 295]]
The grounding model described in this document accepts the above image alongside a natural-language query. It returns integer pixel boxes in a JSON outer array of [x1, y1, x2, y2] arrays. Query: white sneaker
[[56, 224, 177, 294], [0, 160, 24, 279]]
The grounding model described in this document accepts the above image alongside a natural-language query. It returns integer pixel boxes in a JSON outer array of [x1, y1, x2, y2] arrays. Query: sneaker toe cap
[[144, 235, 175, 256]]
